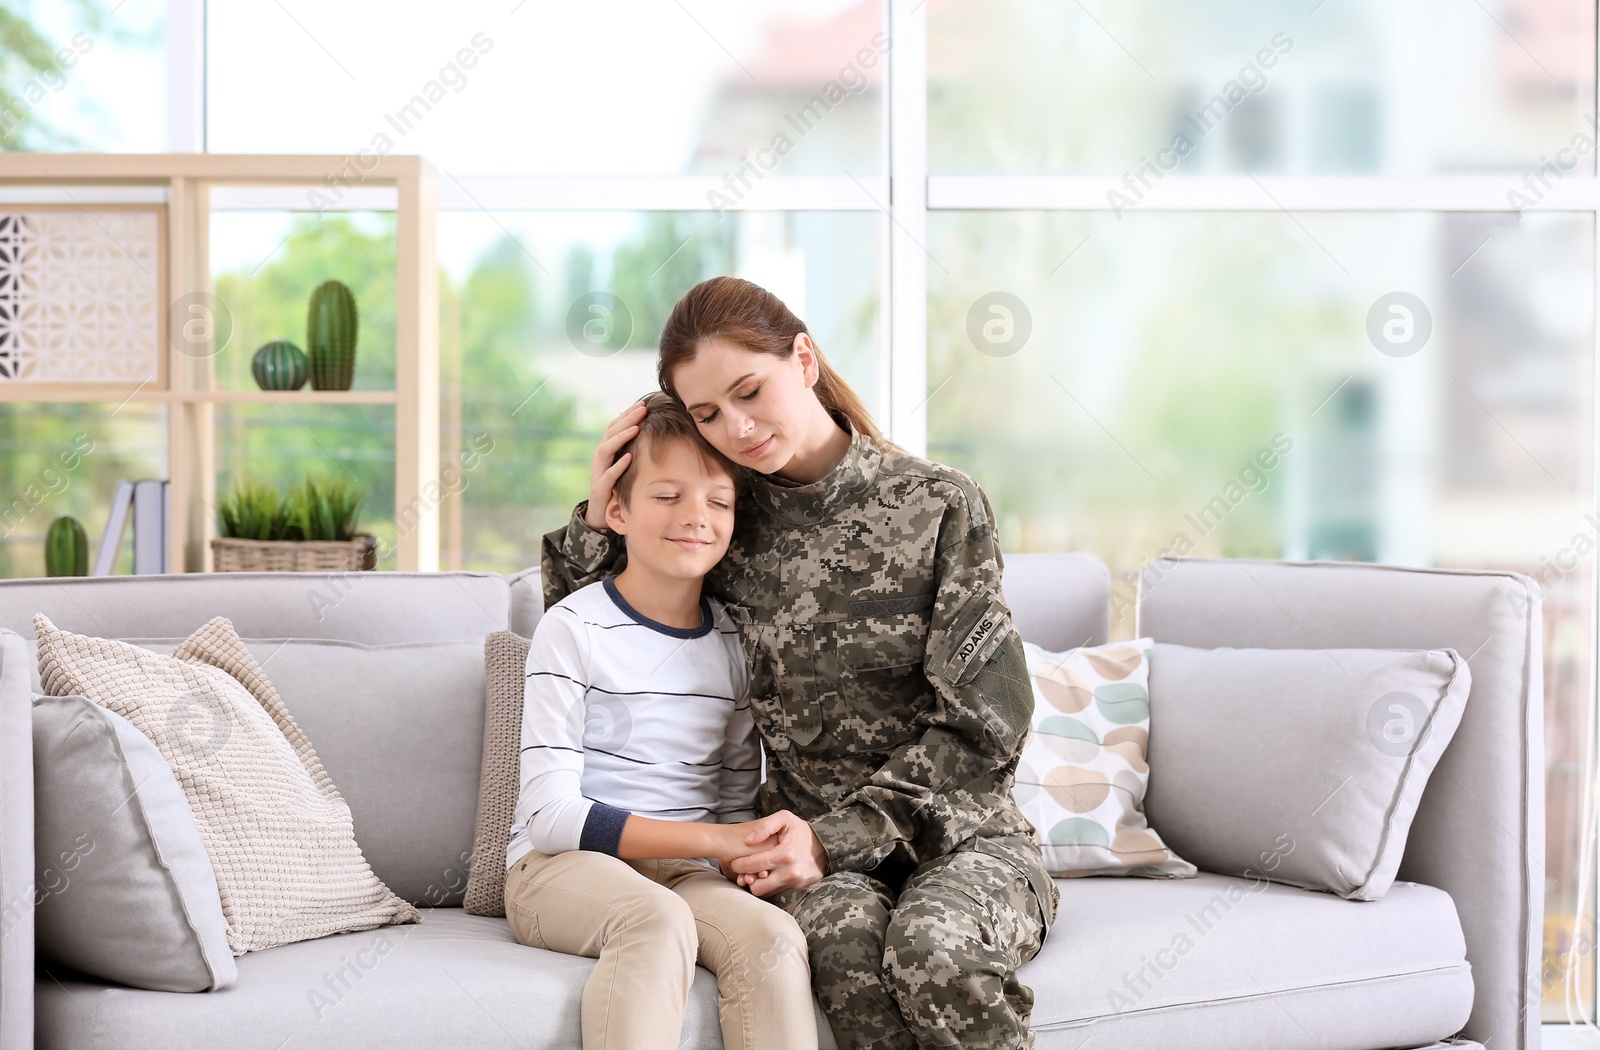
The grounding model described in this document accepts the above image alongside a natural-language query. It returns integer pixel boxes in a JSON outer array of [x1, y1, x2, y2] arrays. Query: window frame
[[172, 0, 1599, 1023]]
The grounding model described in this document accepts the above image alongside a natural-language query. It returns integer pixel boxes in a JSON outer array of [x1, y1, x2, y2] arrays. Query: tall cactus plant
[[306, 280, 358, 391], [45, 516, 88, 577]]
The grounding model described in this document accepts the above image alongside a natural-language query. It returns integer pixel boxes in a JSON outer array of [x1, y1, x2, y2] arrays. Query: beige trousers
[[505, 849, 818, 1050]]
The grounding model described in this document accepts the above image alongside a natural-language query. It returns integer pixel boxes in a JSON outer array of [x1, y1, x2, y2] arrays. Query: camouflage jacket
[[541, 423, 1058, 931]]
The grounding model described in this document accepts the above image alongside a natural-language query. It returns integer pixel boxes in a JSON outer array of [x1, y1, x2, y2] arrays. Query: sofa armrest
[[1137, 557, 1542, 1050], [0, 629, 34, 1049]]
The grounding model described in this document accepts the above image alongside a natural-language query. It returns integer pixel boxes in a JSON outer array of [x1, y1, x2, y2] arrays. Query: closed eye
[[694, 386, 759, 425]]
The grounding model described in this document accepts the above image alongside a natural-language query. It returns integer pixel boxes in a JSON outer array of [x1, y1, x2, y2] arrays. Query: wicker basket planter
[[211, 533, 377, 573]]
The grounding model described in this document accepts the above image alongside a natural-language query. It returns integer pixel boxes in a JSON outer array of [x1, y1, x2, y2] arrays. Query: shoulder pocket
[[927, 590, 1014, 686]]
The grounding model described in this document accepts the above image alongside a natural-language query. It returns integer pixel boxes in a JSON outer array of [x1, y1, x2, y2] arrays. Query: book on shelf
[[132, 479, 168, 574], [92, 481, 133, 576], [95, 479, 168, 575]]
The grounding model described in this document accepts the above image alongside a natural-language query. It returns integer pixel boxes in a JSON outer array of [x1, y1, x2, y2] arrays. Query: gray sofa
[[0, 553, 1541, 1049]]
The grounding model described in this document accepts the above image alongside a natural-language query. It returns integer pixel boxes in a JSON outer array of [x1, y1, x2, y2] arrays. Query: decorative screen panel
[[0, 209, 163, 384]]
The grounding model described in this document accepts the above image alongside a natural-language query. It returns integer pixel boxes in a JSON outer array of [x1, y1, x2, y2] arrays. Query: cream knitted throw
[[33, 614, 419, 954]]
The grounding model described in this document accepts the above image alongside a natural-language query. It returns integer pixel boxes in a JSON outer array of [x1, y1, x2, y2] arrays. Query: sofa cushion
[[33, 615, 419, 954], [463, 630, 530, 917], [1016, 639, 1194, 878], [32, 694, 235, 992], [36, 908, 840, 1050], [1144, 643, 1471, 900], [1024, 872, 1473, 1047], [35, 875, 1470, 1050], [115, 634, 488, 910]]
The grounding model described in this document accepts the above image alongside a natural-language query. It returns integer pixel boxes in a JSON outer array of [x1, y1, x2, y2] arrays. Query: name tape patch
[[957, 616, 998, 665]]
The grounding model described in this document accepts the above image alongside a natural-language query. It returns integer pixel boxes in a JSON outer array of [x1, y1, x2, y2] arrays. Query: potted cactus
[[44, 516, 88, 577], [306, 280, 358, 391]]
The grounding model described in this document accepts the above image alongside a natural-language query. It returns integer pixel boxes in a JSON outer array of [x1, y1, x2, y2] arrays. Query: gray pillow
[[463, 630, 531, 917], [1143, 643, 1470, 900], [32, 694, 236, 991]]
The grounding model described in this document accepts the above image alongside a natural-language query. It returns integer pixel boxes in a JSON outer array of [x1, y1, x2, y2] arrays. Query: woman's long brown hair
[[657, 276, 890, 450]]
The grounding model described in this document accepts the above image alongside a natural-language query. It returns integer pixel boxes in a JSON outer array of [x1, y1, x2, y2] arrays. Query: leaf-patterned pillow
[[1015, 638, 1196, 878]]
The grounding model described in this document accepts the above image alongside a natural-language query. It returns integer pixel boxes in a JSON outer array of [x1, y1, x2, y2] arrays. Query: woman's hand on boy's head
[[729, 810, 828, 898], [586, 401, 648, 530]]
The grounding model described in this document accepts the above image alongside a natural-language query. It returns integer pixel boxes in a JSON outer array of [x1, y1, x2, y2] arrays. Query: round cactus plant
[[306, 280, 358, 391], [250, 340, 308, 391], [45, 516, 88, 577]]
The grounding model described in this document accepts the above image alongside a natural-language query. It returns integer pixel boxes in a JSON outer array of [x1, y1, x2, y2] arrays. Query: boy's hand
[[719, 857, 769, 886], [715, 822, 776, 888]]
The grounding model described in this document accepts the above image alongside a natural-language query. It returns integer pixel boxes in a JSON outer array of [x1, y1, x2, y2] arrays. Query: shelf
[[0, 153, 439, 572], [0, 387, 397, 405], [156, 389, 398, 404]]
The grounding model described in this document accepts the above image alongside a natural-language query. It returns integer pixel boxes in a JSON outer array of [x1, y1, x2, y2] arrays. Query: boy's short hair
[[613, 391, 742, 507]]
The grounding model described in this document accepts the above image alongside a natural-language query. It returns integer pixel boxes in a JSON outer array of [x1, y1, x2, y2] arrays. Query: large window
[[2, 0, 1596, 1022], [923, 0, 1599, 1023]]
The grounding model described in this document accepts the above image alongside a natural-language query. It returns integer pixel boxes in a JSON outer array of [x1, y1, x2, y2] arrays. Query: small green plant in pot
[[216, 477, 291, 541], [284, 474, 367, 542], [213, 473, 373, 572]]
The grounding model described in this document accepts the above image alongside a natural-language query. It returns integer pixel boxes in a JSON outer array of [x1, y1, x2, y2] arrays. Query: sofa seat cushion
[[40, 874, 1470, 1050], [1023, 872, 1473, 1049], [37, 907, 840, 1050]]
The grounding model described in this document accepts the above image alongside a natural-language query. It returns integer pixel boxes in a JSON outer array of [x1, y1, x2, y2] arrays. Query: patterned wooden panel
[[0, 206, 164, 384]]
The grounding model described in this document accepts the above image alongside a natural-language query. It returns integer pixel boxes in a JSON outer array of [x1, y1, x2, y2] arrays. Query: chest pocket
[[818, 591, 934, 753], [838, 590, 933, 667]]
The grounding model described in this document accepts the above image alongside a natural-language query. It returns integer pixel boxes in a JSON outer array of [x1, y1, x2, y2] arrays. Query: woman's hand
[[585, 400, 649, 529], [728, 810, 828, 898]]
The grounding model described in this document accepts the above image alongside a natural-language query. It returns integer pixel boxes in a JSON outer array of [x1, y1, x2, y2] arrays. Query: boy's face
[[605, 437, 735, 581]]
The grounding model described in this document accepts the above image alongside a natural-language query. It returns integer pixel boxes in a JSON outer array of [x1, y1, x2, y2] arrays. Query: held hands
[[714, 821, 775, 887], [585, 401, 649, 529], [727, 811, 828, 898]]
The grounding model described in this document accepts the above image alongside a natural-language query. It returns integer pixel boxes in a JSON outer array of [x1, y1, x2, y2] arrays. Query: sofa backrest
[[0, 571, 509, 909], [507, 551, 1114, 650], [1136, 556, 1541, 1050]]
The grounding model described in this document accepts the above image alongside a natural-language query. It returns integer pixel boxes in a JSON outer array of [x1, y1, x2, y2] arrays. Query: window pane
[[927, 209, 1593, 1018], [207, 0, 885, 176], [211, 211, 398, 393], [437, 209, 881, 572], [0, 403, 166, 578], [1, 0, 165, 152], [929, 0, 1596, 176]]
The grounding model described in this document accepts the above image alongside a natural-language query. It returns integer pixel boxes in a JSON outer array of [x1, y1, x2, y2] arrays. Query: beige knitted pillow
[[463, 630, 531, 917], [33, 614, 419, 954]]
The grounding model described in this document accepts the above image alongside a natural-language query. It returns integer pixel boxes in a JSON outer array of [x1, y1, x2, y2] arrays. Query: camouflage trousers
[[776, 848, 1049, 1050]]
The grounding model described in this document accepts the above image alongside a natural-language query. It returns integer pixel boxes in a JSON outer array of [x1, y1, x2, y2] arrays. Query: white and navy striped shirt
[[505, 576, 759, 872]]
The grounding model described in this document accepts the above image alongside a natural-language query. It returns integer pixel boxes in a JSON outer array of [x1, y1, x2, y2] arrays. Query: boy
[[504, 392, 816, 1050]]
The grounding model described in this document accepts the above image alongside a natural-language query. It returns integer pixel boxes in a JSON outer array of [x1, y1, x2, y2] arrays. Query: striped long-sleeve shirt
[[505, 575, 760, 872]]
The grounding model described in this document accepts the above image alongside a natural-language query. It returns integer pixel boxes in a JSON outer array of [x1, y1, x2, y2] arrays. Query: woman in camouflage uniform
[[541, 276, 1058, 1050]]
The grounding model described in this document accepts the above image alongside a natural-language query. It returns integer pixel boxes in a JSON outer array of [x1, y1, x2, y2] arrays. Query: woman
[[542, 276, 1058, 1050]]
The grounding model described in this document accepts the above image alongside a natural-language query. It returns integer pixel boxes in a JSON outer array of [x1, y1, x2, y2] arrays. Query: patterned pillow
[[33, 614, 419, 954], [462, 630, 531, 917], [1015, 638, 1195, 878]]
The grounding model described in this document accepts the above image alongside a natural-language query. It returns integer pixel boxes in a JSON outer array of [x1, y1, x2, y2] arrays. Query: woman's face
[[673, 336, 817, 474]]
